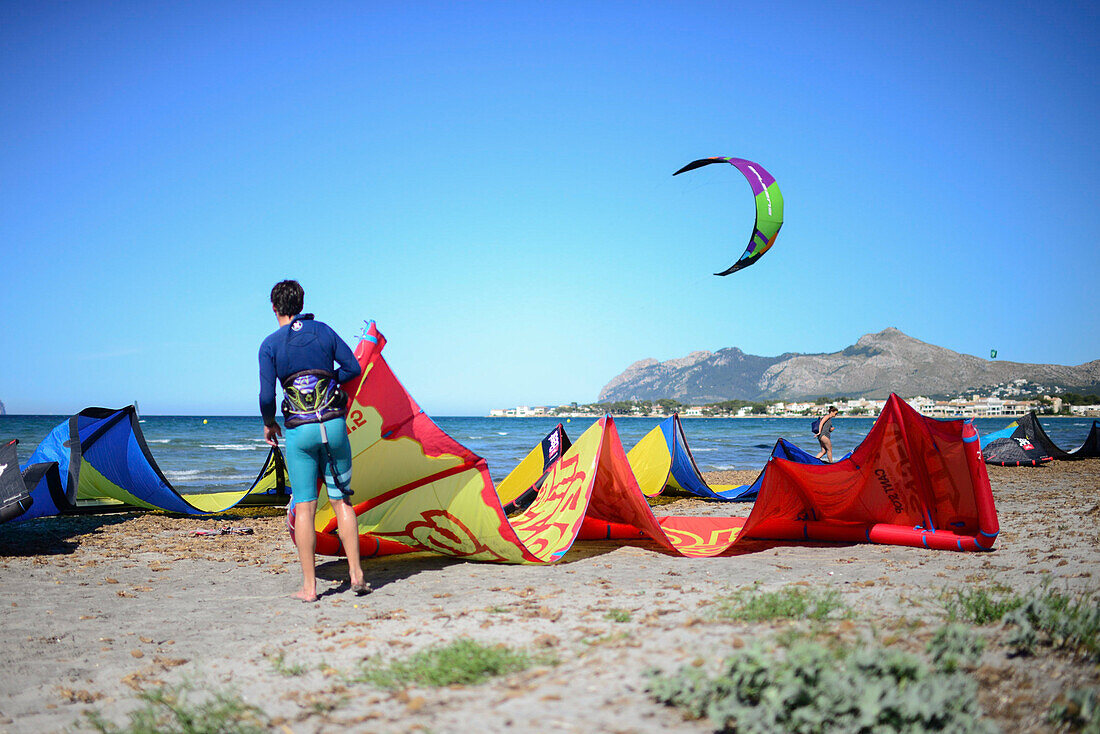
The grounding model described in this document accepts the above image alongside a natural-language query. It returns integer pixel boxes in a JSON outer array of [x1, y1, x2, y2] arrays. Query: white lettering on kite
[[747, 165, 773, 216]]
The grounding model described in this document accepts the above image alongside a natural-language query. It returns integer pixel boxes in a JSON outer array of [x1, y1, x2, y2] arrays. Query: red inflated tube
[[313, 530, 417, 558], [747, 519, 869, 544], [577, 517, 648, 541], [961, 420, 999, 549], [287, 505, 417, 557], [746, 519, 995, 552]]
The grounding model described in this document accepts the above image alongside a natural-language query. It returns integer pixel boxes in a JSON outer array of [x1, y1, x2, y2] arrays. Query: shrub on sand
[[85, 682, 268, 734], [647, 640, 995, 734]]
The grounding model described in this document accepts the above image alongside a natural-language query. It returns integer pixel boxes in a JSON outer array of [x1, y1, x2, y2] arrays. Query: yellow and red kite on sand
[[294, 323, 999, 561]]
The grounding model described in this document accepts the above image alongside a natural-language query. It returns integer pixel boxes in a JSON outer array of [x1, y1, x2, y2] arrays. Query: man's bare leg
[[293, 500, 319, 602], [332, 498, 366, 590]]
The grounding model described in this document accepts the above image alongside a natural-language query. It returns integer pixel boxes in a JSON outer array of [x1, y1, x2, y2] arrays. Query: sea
[[1, 414, 1095, 495]]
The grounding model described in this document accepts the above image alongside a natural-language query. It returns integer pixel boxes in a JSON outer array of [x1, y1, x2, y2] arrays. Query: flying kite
[[674, 156, 784, 276]]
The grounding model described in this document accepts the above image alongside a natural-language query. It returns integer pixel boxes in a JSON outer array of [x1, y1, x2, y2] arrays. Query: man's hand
[[264, 422, 282, 447]]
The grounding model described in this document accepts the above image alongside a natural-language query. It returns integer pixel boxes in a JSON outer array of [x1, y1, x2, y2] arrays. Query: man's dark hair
[[828, 406, 838, 413], [270, 280, 304, 317]]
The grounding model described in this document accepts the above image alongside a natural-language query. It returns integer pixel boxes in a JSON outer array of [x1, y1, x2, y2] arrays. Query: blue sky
[[2, 1, 1097, 416]]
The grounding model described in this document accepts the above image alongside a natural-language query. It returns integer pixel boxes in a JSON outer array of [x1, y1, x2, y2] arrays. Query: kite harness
[[281, 369, 352, 496]]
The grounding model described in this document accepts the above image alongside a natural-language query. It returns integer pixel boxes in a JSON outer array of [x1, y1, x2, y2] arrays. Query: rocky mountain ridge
[[598, 328, 1100, 403]]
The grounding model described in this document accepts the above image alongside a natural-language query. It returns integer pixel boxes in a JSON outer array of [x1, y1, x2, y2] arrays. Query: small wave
[[712, 465, 739, 471], [466, 435, 485, 440], [496, 431, 508, 436], [163, 469, 205, 478], [146, 439, 171, 444], [164, 472, 254, 483], [201, 444, 262, 451]]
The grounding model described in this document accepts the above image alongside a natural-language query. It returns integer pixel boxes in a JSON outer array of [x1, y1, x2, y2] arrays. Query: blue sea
[[1, 413, 1095, 494]]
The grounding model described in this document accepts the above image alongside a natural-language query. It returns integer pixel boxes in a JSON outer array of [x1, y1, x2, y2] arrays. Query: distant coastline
[[490, 394, 1100, 420]]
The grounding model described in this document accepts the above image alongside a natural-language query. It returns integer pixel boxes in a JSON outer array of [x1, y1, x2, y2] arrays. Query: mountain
[[0, 399, 5, 415], [598, 328, 1100, 403]]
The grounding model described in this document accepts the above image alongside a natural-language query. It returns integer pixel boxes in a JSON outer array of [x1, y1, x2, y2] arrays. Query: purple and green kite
[[674, 156, 784, 276]]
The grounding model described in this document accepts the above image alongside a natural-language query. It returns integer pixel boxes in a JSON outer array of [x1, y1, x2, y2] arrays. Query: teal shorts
[[284, 417, 353, 505]]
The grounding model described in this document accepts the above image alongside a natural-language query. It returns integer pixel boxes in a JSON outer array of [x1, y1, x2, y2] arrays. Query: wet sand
[[0, 462, 1097, 733]]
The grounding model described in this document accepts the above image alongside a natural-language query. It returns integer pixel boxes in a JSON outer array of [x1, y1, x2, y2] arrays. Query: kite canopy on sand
[[981, 412, 1100, 462], [5, 406, 289, 524], [1, 440, 35, 524], [296, 323, 999, 561], [979, 420, 1054, 467], [673, 156, 784, 276], [626, 415, 829, 502]]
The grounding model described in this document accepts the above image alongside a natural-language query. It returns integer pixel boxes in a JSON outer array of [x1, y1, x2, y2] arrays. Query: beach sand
[[0, 462, 1097, 733]]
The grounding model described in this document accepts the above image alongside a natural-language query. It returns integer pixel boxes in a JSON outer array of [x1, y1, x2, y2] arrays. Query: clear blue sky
[[2, 1, 1097, 416]]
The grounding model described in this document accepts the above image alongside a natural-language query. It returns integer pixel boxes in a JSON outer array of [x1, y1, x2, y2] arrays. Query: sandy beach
[[0, 462, 1097, 733]]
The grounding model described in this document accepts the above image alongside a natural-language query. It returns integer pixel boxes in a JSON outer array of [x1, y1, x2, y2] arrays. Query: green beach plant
[[646, 640, 996, 734], [944, 584, 1100, 658], [84, 682, 268, 734], [1003, 587, 1100, 659], [355, 638, 548, 689], [715, 583, 847, 622], [604, 608, 632, 623], [268, 651, 307, 677], [1048, 687, 1100, 733], [943, 585, 1026, 625], [926, 623, 986, 671]]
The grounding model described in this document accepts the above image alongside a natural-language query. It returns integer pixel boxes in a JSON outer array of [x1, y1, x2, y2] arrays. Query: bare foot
[[291, 589, 318, 603], [350, 581, 372, 596]]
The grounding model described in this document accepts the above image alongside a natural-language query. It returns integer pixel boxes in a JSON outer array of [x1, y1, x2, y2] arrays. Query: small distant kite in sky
[[991, 349, 998, 359], [674, 156, 784, 276]]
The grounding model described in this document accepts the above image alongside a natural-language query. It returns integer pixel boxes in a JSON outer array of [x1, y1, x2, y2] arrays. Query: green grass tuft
[[944, 586, 1026, 625], [356, 638, 545, 688], [715, 584, 847, 623], [605, 608, 632, 623], [85, 683, 268, 734], [647, 640, 996, 734], [269, 652, 307, 677]]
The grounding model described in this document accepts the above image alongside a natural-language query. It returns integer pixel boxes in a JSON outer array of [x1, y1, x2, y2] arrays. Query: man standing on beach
[[814, 406, 839, 463], [259, 280, 369, 603]]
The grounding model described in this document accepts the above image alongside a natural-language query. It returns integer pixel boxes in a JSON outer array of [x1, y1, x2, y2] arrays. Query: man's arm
[[332, 331, 362, 385], [259, 341, 279, 427]]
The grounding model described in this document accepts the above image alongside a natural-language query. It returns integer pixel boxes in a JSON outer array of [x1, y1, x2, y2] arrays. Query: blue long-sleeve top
[[258, 314, 361, 426]]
